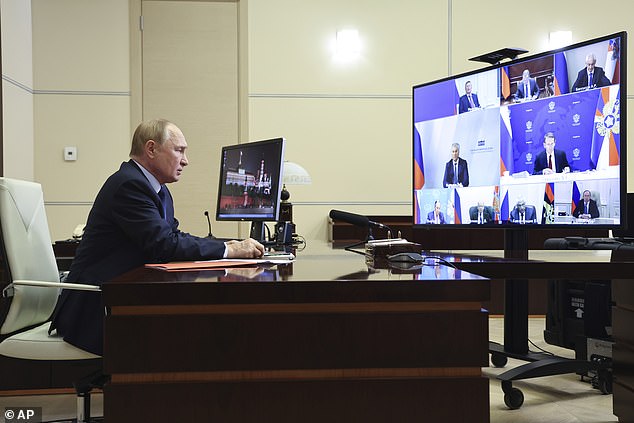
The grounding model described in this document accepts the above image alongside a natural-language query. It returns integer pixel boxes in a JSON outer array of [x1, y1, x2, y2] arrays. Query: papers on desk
[[146, 255, 294, 272]]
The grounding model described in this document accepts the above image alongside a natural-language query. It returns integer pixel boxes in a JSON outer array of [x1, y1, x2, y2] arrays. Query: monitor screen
[[216, 137, 286, 223], [413, 32, 626, 228]]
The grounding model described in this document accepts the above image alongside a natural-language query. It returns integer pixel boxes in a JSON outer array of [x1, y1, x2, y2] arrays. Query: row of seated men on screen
[[459, 53, 612, 112], [426, 192, 599, 225], [443, 133, 570, 189]]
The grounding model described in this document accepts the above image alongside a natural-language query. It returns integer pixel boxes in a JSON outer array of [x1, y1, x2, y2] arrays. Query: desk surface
[[102, 244, 491, 422], [104, 244, 488, 307]]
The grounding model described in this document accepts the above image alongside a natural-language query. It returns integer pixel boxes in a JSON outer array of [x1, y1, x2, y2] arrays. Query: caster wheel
[[598, 376, 613, 394], [491, 353, 508, 368], [504, 387, 524, 409]]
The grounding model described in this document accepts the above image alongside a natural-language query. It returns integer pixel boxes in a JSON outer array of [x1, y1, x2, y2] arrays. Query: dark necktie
[[453, 162, 458, 184], [588, 72, 593, 87], [585, 202, 589, 215], [158, 185, 168, 220], [548, 155, 553, 170], [525, 83, 529, 97]]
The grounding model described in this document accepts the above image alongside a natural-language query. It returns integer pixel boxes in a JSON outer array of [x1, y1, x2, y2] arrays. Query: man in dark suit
[[571, 53, 611, 92], [442, 143, 469, 187], [458, 80, 480, 113], [573, 189, 600, 219], [510, 200, 537, 224], [514, 69, 540, 101], [427, 200, 446, 224], [533, 132, 570, 175], [469, 201, 493, 224], [50, 119, 264, 355]]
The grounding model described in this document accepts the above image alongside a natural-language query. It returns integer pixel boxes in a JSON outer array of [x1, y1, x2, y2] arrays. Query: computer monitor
[[215, 137, 286, 242], [413, 32, 627, 231]]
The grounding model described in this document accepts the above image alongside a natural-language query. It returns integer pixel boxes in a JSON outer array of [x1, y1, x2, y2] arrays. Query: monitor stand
[[490, 228, 611, 409], [249, 221, 267, 243]]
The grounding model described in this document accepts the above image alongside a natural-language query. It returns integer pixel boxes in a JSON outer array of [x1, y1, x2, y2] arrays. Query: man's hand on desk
[[226, 238, 265, 258]]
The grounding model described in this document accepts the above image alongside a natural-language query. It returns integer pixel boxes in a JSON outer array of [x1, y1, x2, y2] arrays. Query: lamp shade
[[282, 161, 312, 185]]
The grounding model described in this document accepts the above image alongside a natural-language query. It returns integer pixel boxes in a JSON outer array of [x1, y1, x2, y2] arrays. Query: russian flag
[[553, 52, 569, 95], [414, 192, 420, 224], [493, 186, 500, 222], [571, 181, 581, 216], [501, 190, 509, 222], [501, 66, 511, 100], [454, 190, 462, 224], [542, 182, 555, 224], [414, 127, 425, 190], [499, 106, 513, 175], [605, 38, 620, 84]]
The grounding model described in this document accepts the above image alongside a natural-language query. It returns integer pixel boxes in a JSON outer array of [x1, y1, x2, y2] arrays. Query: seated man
[[50, 118, 265, 356], [469, 201, 493, 224], [533, 132, 570, 175], [442, 143, 469, 188], [514, 69, 540, 101], [573, 189, 600, 219], [510, 200, 537, 224], [427, 200, 446, 224], [458, 80, 480, 113], [571, 53, 612, 92]]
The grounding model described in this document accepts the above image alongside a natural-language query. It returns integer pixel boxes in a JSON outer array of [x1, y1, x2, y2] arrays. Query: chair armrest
[[3, 280, 100, 298]]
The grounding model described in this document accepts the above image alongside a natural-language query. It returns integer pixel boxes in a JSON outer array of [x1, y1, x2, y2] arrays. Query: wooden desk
[[102, 247, 490, 422]]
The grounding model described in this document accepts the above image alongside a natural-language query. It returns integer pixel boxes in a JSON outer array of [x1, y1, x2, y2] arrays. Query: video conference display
[[216, 138, 285, 222], [413, 32, 626, 227]]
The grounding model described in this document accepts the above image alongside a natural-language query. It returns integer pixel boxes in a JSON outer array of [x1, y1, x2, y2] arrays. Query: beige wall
[[1, 0, 634, 242], [31, 0, 131, 240], [247, 0, 634, 242], [1, 0, 34, 180]]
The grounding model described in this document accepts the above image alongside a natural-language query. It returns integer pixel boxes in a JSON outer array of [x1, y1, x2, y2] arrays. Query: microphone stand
[[343, 224, 388, 256], [204, 211, 213, 238]]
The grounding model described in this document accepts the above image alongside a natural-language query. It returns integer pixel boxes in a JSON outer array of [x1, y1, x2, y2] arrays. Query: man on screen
[[514, 69, 540, 101], [469, 201, 493, 224], [442, 143, 469, 187], [427, 200, 446, 224], [571, 53, 611, 92], [533, 132, 570, 175], [458, 80, 480, 113], [510, 200, 537, 224], [573, 189, 600, 219]]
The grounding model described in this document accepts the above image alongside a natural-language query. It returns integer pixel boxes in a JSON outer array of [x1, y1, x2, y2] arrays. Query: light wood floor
[[0, 317, 617, 422]]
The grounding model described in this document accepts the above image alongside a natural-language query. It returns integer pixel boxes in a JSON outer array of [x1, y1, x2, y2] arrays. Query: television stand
[[489, 228, 612, 409]]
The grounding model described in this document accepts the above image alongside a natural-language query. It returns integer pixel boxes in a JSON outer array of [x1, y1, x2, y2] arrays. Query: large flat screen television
[[413, 32, 626, 230], [216, 137, 286, 241]]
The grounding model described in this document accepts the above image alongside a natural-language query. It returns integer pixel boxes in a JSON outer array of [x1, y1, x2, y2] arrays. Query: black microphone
[[328, 209, 390, 230], [329, 209, 369, 227], [203, 210, 213, 238]]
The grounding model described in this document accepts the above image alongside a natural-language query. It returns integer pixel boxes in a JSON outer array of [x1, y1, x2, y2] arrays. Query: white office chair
[[0, 177, 103, 422]]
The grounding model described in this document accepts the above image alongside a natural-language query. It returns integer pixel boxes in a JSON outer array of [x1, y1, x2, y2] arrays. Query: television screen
[[413, 32, 626, 228], [216, 137, 285, 223]]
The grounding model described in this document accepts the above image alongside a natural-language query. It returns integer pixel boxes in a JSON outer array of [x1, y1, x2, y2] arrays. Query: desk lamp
[[280, 161, 312, 222]]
